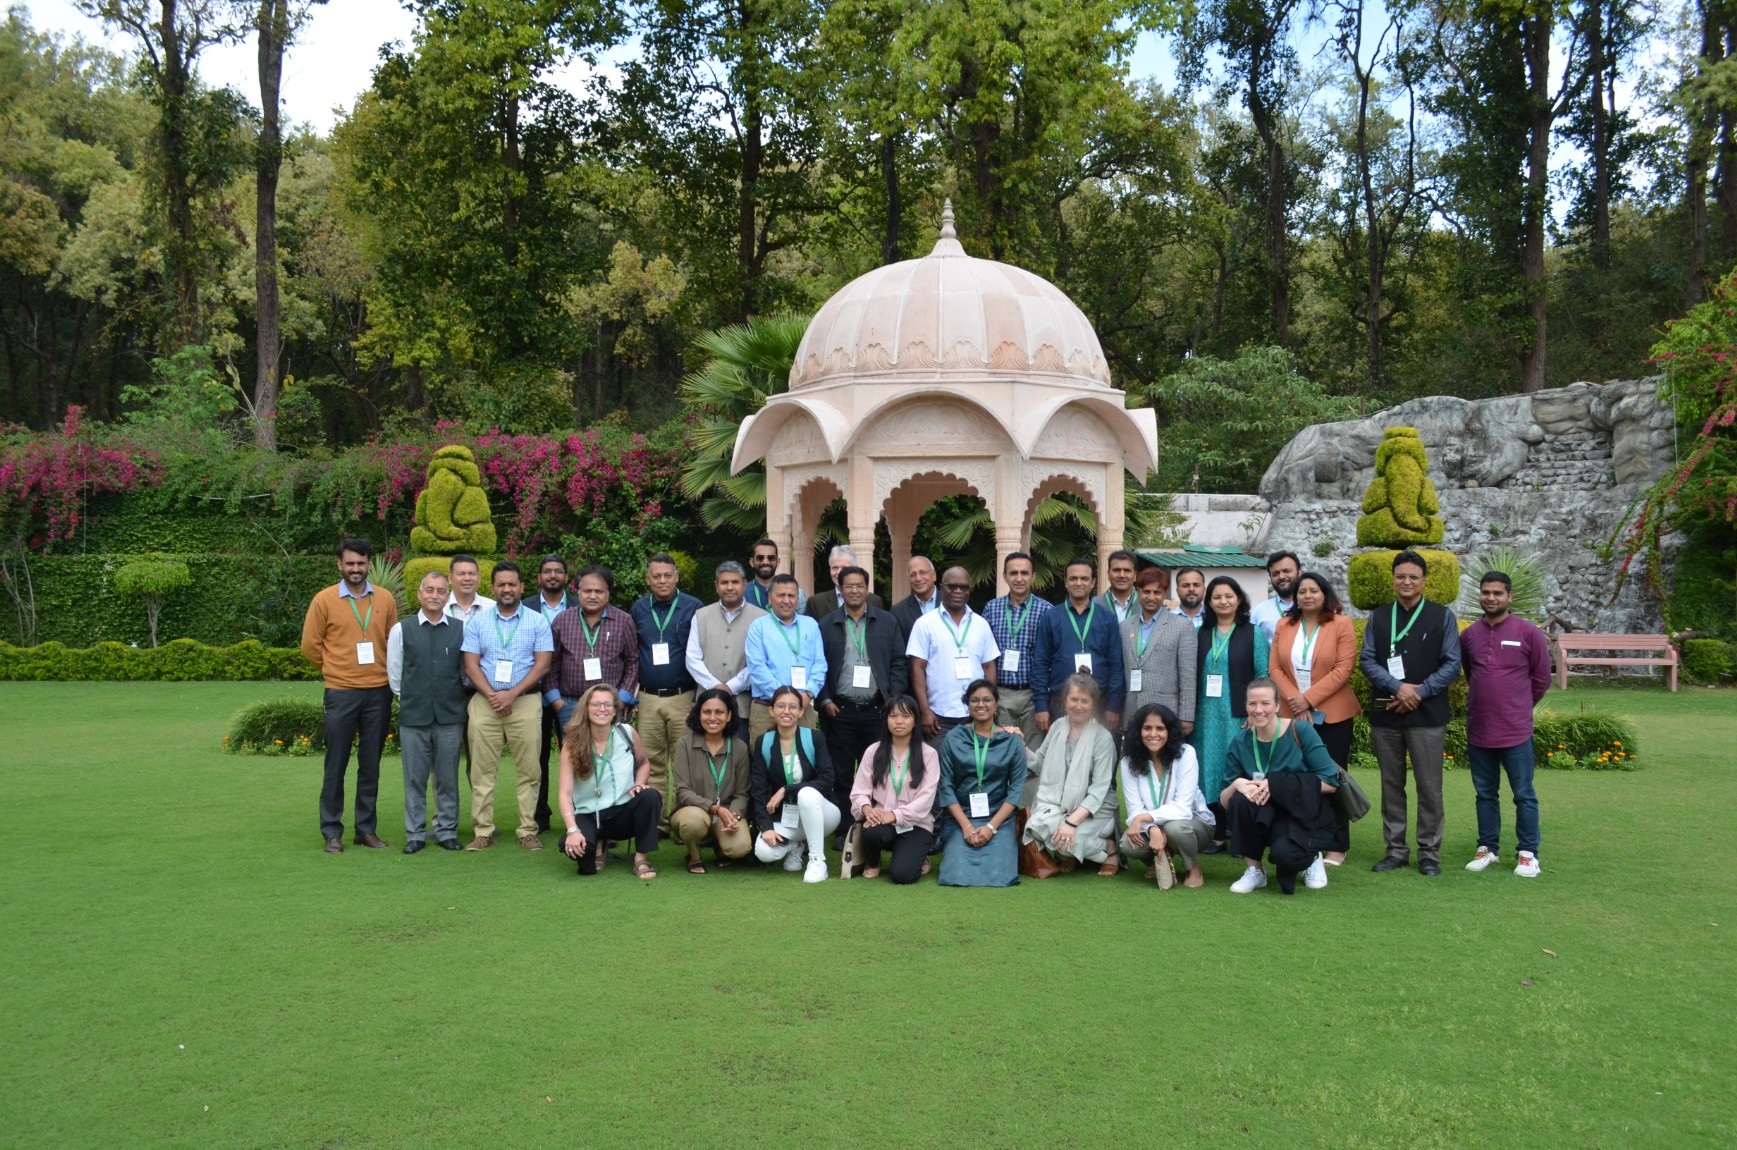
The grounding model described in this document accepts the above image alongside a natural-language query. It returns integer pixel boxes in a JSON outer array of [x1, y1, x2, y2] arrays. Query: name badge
[[954, 655, 975, 680], [583, 656, 603, 680], [851, 665, 872, 690], [1074, 653, 1093, 673], [1128, 669, 1143, 693], [969, 792, 991, 819], [778, 804, 801, 832], [1386, 655, 1407, 680], [1205, 674, 1224, 698], [1002, 650, 1021, 674], [652, 642, 671, 666], [356, 641, 375, 665], [894, 824, 913, 835], [1501, 640, 1522, 648], [493, 659, 514, 684], [790, 666, 808, 691]]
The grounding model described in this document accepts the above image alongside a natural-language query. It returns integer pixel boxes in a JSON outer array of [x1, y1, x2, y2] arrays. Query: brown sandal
[[634, 858, 658, 880]]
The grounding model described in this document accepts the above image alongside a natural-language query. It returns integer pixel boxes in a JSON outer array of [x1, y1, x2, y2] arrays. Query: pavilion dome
[[789, 203, 1113, 390]]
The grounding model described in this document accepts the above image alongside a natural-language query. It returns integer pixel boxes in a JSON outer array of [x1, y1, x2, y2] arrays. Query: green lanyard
[[845, 615, 867, 656], [776, 618, 802, 658], [346, 593, 373, 634], [939, 610, 972, 651], [580, 612, 602, 652], [492, 608, 520, 649], [705, 743, 730, 793], [1143, 763, 1169, 810], [1067, 603, 1096, 651], [891, 750, 909, 796], [1136, 615, 1157, 660], [648, 597, 677, 638], [1006, 598, 1031, 642], [1298, 619, 1321, 664], [1390, 600, 1425, 655], [781, 744, 799, 787], [1250, 733, 1269, 779], [1210, 626, 1231, 666], [971, 734, 990, 786], [592, 728, 617, 793]]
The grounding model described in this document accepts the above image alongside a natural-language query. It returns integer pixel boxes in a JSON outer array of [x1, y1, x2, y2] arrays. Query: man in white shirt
[[1171, 566, 1206, 630], [443, 553, 495, 622], [1250, 550, 1301, 642], [906, 565, 1001, 737]]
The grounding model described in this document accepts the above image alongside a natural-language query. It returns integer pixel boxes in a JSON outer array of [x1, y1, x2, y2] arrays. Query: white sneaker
[[803, 854, 829, 883], [1466, 846, 1500, 872], [1230, 865, 1268, 894], [1514, 851, 1540, 878], [783, 844, 805, 872], [1303, 854, 1328, 890]]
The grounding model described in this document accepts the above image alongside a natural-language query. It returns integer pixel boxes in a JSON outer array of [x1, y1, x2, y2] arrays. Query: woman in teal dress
[[1190, 576, 1268, 852], [937, 680, 1027, 887]]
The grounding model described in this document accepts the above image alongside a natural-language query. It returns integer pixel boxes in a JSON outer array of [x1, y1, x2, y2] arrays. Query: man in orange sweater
[[302, 538, 399, 853]]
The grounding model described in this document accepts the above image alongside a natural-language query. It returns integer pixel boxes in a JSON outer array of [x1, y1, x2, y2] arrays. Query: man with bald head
[[905, 565, 1000, 738], [891, 555, 940, 644]]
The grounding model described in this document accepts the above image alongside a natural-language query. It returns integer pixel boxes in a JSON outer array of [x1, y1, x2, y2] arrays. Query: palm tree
[[679, 314, 812, 531]]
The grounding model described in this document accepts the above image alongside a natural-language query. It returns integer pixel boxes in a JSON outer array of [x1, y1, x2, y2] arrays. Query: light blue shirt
[[1172, 606, 1205, 631], [461, 604, 554, 689], [337, 579, 374, 599], [744, 612, 827, 701], [1250, 596, 1292, 642], [567, 724, 638, 815]]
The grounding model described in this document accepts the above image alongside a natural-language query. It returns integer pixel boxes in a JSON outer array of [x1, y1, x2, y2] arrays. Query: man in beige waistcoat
[[685, 561, 767, 722]]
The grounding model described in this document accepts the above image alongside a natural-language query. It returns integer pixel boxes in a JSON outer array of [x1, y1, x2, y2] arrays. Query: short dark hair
[[1392, 550, 1429, 574], [538, 554, 567, 573], [1265, 550, 1301, 572], [493, 560, 522, 581], [1065, 556, 1096, 575], [685, 687, 742, 738], [578, 564, 614, 591], [1175, 566, 1205, 582], [450, 553, 479, 572], [647, 552, 677, 571], [1284, 571, 1343, 623], [1480, 570, 1512, 590], [338, 537, 373, 559], [1108, 549, 1138, 567], [752, 538, 778, 555], [770, 573, 799, 588], [1003, 551, 1033, 570], [1135, 567, 1169, 591], [837, 565, 869, 586]]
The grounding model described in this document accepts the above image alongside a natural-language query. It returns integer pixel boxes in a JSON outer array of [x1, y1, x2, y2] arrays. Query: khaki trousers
[[670, 804, 752, 860], [636, 690, 693, 831], [748, 699, 819, 745], [467, 692, 543, 840], [997, 686, 1039, 748]]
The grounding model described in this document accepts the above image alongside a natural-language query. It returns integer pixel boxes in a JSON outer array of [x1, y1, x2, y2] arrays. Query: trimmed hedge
[[0, 639, 318, 681], [225, 696, 400, 754], [1681, 638, 1736, 682], [1347, 549, 1461, 610]]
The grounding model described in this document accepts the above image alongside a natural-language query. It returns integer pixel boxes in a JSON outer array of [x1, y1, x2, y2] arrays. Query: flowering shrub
[[0, 407, 162, 543]]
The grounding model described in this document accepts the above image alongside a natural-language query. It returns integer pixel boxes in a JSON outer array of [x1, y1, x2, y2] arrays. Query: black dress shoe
[[1371, 856, 1407, 872], [1419, 859, 1442, 876], [403, 840, 426, 855], [323, 837, 344, 854], [436, 839, 461, 851]]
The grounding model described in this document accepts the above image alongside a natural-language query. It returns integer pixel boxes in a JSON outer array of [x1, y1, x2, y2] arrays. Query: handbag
[[1015, 809, 1060, 880], [1286, 720, 1371, 822], [839, 822, 864, 879]]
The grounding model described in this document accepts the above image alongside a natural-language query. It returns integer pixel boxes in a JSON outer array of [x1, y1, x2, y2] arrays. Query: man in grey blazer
[[1120, 568, 1197, 734]]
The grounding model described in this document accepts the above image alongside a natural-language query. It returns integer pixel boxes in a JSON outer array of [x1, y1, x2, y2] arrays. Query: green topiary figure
[[1356, 426, 1444, 547], [1347, 426, 1460, 609], [409, 446, 498, 555]]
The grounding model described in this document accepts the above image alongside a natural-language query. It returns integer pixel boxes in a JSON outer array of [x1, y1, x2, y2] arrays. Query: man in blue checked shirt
[[982, 551, 1051, 746], [460, 561, 554, 852], [744, 574, 826, 743], [1031, 557, 1125, 733]]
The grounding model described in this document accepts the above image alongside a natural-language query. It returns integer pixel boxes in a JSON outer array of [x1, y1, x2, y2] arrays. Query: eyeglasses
[[943, 583, 971, 591]]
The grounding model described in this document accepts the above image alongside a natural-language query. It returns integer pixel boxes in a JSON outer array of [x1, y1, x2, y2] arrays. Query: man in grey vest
[[388, 570, 469, 853], [685, 561, 768, 721]]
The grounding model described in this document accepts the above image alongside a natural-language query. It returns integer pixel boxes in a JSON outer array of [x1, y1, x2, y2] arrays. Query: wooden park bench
[[1550, 633, 1679, 692]]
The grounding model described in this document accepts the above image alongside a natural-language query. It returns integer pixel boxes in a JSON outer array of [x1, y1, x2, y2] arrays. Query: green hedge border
[[0, 640, 318, 681]]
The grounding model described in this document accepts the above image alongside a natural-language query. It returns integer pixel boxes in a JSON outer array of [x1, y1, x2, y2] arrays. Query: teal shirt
[[568, 725, 638, 815], [1223, 720, 1339, 788]]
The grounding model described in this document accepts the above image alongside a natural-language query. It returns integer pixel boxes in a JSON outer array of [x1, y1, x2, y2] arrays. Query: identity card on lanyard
[[648, 598, 676, 665], [1205, 626, 1229, 697], [1069, 603, 1096, 674], [349, 595, 376, 664], [580, 613, 604, 681], [1002, 599, 1030, 675], [941, 612, 975, 679], [968, 734, 992, 818], [492, 609, 520, 685], [778, 750, 802, 831], [1388, 600, 1425, 681]]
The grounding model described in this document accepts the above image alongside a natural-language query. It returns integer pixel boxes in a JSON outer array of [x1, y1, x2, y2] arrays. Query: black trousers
[[536, 701, 560, 831], [1225, 790, 1322, 893], [1314, 718, 1354, 854], [823, 701, 885, 782], [858, 821, 936, 884], [320, 685, 393, 840], [572, 790, 662, 875]]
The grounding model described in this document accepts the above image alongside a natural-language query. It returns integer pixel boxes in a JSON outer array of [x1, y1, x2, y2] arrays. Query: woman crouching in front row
[[1119, 703, 1215, 889], [556, 682, 662, 880], [750, 685, 841, 883], [1219, 678, 1340, 895]]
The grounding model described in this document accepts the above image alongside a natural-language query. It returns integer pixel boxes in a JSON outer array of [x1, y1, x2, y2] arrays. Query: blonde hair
[[564, 683, 618, 780]]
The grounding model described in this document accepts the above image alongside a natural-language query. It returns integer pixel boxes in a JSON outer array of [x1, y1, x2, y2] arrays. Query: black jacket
[[815, 604, 909, 706], [1197, 621, 1260, 718], [749, 727, 837, 823], [804, 588, 884, 622], [891, 594, 932, 645]]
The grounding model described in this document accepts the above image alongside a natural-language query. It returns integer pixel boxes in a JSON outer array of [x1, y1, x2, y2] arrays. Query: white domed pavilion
[[731, 202, 1158, 597]]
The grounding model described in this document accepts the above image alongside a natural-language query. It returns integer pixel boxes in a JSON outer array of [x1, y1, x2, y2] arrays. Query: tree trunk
[[1689, 2, 1719, 305], [158, 0, 201, 346], [880, 131, 900, 265], [738, 95, 762, 320], [1246, 56, 1289, 343], [253, 0, 288, 451], [1520, 7, 1552, 393], [1588, 2, 1610, 262]]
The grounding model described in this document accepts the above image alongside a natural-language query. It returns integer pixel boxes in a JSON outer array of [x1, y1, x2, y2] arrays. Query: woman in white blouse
[[1119, 703, 1214, 889], [848, 695, 941, 883]]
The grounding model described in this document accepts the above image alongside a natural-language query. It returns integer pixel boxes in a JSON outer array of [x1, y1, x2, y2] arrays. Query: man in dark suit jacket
[[805, 544, 883, 621], [889, 554, 939, 644], [816, 565, 910, 788]]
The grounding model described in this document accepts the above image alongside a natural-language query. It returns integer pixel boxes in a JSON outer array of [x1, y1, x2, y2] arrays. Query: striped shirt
[[461, 605, 554, 689], [982, 593, 1052, 688]]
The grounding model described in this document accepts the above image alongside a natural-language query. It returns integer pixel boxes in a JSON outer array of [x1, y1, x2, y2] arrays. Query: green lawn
[[2, 682, 1732, 1149]]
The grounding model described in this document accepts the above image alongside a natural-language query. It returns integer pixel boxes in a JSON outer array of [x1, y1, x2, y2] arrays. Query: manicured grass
[[2, 682, 1732, 1148]]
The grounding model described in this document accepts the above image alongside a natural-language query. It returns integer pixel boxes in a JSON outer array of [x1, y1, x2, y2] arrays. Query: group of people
[[300, 537, 1552, 891]]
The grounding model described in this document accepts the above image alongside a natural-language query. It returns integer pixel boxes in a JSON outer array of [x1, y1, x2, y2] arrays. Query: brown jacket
[[1268, 613, 1362, 725], [301, 583, 398, 689]]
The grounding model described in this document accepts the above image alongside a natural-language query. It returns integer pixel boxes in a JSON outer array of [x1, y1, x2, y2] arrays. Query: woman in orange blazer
[[1268, 571, 1360, 865]]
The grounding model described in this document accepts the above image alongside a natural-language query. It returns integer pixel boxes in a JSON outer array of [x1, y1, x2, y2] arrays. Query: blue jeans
[[1468, 742, 1540, 855]]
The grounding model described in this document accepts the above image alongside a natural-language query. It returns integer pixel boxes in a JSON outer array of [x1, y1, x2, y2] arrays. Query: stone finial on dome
[[930, 198, 966, 257]]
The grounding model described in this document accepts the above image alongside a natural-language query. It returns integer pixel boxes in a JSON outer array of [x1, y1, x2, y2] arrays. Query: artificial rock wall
[[1255, 378, 1677, 632]]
